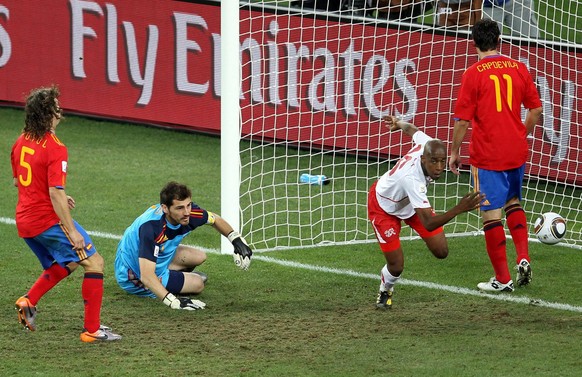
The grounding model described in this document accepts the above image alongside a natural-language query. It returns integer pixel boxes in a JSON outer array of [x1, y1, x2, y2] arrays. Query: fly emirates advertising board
[[0, 1, 579, 184]]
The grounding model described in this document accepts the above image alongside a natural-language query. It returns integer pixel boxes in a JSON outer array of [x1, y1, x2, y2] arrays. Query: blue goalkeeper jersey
[[115, 203, 210, 280]]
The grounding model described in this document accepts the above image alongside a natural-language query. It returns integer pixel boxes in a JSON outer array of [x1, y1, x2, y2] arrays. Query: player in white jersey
[[368, 116, 484, 309]]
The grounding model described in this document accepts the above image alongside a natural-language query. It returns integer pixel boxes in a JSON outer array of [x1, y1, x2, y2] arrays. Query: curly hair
[[160, 181, 192, 207], [23, 85, 62, 141]]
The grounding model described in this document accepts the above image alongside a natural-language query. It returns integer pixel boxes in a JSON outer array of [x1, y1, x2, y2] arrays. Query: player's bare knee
[[192, 281, 205, 294], [182, 252, 206, 270], [186, 282, 204, 295], [432, 247, 449, 259], [182, 273, 206, 294], [80, 252, 104, 272], [194, 252, 207, 266]]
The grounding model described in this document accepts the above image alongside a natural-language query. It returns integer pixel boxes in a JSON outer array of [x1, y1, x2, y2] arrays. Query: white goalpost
[[220, 0, 241, 254], [222, 0, 581, 252]]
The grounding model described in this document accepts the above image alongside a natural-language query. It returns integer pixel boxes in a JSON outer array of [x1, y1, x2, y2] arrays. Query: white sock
[[379, 264, 400, 292]]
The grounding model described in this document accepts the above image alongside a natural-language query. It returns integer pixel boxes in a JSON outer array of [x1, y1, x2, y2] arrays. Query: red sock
[[27, 263, 71, 306], [82, 272, 104, 333], [483, 220, 511, 284], [505, 204, 529, 264]]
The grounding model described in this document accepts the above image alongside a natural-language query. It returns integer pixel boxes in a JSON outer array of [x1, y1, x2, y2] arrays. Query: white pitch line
[[253, 255, 582, 313], [0, 217, 16, 225], [1, 216, 581, 313], [86, 230, 122, 241]]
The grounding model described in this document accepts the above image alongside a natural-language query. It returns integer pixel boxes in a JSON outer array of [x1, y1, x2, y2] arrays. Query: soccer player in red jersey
[[10, 86, 121, 342], [449, 19, 543, 293]]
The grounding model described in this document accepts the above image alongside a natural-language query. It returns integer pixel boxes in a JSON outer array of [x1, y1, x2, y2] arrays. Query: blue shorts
[[24, 221, 97, 269], [114, 258, 185, 298], [470, 165, 524, 211]]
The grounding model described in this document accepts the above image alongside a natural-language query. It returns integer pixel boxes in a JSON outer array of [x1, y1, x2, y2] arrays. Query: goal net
[[229, 0, 581, 251]]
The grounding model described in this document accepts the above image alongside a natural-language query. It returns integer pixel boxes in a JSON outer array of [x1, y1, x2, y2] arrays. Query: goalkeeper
[[114, 181, 252, 310], [369, 116, 483, 309]]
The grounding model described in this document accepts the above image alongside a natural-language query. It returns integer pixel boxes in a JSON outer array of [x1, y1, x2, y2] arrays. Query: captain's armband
[[206, 211, 216, 225]]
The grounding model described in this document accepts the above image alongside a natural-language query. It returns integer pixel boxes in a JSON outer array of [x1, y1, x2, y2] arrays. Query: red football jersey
[[453, 54, 542, 170], [11, 132, 68, 238]]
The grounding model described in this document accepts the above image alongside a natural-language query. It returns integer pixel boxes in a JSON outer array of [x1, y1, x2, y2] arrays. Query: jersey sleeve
[[453, 69, 477, 121], [519, 64, 542, 110], [47, 139, 68, 189], [137, 221, 160, 262], [188, 204, 210, 229]]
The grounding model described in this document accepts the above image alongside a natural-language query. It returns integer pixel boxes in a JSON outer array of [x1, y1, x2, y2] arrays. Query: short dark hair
[[160, 181, 192, 207], [472, 19, 501, 52], [23, 85, 62, 141]]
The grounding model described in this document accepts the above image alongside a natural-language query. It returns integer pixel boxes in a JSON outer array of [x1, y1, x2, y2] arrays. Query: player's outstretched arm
[[415, 192, 484, 232], [211, 214, 253, 270], [383, 115, 418, 138]]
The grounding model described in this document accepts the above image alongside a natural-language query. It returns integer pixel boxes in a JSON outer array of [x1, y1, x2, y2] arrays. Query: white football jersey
[[374, 131, 434, 219]]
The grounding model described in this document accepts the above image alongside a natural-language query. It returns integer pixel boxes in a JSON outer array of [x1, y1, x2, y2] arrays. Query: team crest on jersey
[[61, 161, 67, 173], [155, 233, 168, 244], [154, 245, 159, 257], [418, 184, 427, 194]]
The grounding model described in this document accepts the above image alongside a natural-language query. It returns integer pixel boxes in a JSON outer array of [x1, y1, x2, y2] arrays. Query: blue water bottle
[[300, 173, 331, 186]]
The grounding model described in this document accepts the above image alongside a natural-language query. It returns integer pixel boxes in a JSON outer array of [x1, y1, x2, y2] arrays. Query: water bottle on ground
[[300, 173, 331, 186]]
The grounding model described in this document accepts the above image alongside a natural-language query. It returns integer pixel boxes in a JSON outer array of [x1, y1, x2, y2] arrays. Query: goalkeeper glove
[[227, 231, 252, 270], [163, 292, 206, 310]]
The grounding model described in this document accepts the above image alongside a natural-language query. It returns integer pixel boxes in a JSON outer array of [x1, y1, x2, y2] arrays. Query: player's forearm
[[423, 210, 459, 232], [211, 215, 235, 238], [49, 187, 76, 231], [138, 259, 169, 300], [451, 120, 469, 153], [141, 276, 168, 301], [524, 107, 542, 135], [416, 206, 458, 232], [398, 121, 418, 138]]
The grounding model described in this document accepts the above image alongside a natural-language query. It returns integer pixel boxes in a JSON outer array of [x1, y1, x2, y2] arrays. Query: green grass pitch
[[1, 107, 581, 376]]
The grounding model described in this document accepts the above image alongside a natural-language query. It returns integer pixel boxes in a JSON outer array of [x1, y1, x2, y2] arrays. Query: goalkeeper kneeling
[[114, 181, 252, 310]]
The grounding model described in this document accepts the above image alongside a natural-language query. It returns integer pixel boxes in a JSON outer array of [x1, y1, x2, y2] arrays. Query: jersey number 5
[[19, 146, 35, 187], [489, 74, 513, 112]]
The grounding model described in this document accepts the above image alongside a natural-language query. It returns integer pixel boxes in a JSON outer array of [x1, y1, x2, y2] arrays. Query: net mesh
[[237, 0, 581, 250]]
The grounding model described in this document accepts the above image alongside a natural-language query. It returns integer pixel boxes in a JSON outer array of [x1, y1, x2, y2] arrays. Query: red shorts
[[368, 182, 443, 252]]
